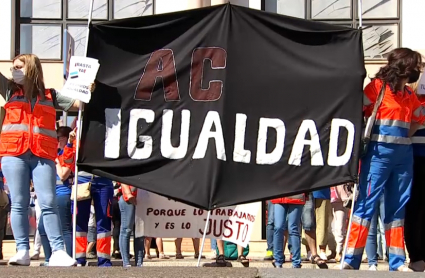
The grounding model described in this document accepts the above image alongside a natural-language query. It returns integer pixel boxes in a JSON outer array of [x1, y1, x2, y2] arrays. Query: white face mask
[[12, 69, 25, 85]]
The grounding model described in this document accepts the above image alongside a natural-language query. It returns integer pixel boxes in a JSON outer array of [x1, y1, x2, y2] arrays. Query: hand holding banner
[[61, 56, 100, 103]]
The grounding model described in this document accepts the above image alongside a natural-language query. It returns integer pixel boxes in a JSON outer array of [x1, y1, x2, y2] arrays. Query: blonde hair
[[12, 54, 45, 100]]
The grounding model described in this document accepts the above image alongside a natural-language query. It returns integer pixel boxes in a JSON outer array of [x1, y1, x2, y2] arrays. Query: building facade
[[0, 0, 424, 253]]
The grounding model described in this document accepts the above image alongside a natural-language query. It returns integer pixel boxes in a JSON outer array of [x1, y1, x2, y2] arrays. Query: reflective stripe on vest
[[33, 126, 57, 138], [2, 124, 29, 132]]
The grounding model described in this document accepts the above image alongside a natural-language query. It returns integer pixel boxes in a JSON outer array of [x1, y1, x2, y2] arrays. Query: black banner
[[79, 4, 366, 210]]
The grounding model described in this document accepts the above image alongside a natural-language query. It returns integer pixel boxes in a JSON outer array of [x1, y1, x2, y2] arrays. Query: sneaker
[[341, 262, 354, 270], [369, 265, 378, 271], [8, 250, 30, 266], [31, 253, 40, 260], [409, 260, 425, 272], [319, 252, 327, 261], [86, 252, 97, 259], [49, 250, 77, 267], [264, 250, 273, 260], [210, 249, 217, 259], [397, 265, 413, 272]]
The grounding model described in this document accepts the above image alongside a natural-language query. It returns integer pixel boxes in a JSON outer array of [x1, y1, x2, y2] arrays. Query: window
[[16, 0, 154, 60], [262, 0, 401, 60]]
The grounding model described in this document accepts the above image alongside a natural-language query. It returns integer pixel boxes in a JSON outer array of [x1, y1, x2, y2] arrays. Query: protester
[[86, 204, 97, 259], [0, 54, 90, 266], [111, 182, 121, 259], [31, 194, 42, 260], [175, 238, 204, 259], [38, 126, 75, 265], [118, 184, 144, 267], [405, 74, 425, 272], [300, 193, 327, 268], [330, 184, 349, 262], [0, 165, 10, 260], [365, 195, 385, 271], [313, 188, 336, 261], [264, 200, 274, 261], [73, 173, 114, 266], [270, 193, 305, 268], [215, 239, 248, 267], [145, 237, 169, 259], [343, 48, 424, 272]]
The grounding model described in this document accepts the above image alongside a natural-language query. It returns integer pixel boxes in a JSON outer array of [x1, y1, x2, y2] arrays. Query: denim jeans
[[2, 152, 64, 252], [118, 197, 144, 267], [266, 201, 274, 251], [39, 194, 73, 261], [273, 203, 303, 267], [366, 194, 386, 266], [210, 239, 217, 251]]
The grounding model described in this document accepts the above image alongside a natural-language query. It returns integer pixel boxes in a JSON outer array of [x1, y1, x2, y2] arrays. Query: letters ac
[[134, 47, 227, 102]]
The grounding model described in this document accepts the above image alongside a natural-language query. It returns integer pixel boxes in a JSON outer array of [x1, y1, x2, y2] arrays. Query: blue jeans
[[210, 239, 217, 251], [118, 197, 144, 267], [366, 194, 386, 266], [2, 152, 64, 252], [266, 201, 274, 251], [273, 203, 303, 267], [39, 194, 73, 262]]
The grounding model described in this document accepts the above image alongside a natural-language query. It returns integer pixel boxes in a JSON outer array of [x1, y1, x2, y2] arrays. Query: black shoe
[[112, 252, 122, 259], [237, 255, 249, 267], [203, 254, 232, 267]]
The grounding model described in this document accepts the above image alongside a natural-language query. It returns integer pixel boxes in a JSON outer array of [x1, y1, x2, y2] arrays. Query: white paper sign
[[60, 56, 100, 103], [135, 190, 260, 247], [418, 73, 425, 95]]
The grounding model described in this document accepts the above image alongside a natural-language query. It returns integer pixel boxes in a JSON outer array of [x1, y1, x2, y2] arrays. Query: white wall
[[155, 0, 203, 14], [401, 0, 425, 53], [0, 0, 12, 60]]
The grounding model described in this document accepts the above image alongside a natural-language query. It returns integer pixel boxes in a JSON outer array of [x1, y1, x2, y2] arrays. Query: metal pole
[[338, 0, 363, 268], [358, 0, 363, 28], [197, 210, 211, 267], [72, 0, 94, 261]]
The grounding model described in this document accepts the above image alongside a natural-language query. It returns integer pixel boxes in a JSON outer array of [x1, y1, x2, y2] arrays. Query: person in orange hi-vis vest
[[64, 129, 114, 267], [342, 48, 424, 272], [0, 54, 94, 266], [404, 77, 425, 272]]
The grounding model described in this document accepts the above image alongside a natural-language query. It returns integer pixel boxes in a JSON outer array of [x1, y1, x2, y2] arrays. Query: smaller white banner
[[135, 190, 260, 247], [418, 73, 425, 95], [61, 56, 100, 103]]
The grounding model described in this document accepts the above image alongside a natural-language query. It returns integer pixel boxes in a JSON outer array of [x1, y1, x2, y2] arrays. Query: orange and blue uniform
[[344, 79, 425, 270], [66, 141, 113, 267]]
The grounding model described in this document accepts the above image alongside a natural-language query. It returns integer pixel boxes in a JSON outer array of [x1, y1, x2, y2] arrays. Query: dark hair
[[375, 48, 423, 91], [57, 126, 72, 138]]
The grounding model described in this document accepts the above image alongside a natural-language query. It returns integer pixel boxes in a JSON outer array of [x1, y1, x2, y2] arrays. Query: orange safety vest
[[0, 89, 58, 161]]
